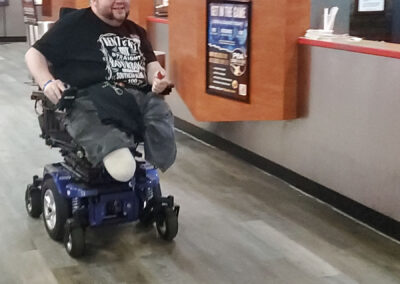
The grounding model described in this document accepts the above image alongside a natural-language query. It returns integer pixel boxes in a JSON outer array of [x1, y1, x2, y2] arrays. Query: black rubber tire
[[64, 226, 85, 258], [156, 207, 178, 241], [25, 185, 42, 218], [42, 177, 69, 241]]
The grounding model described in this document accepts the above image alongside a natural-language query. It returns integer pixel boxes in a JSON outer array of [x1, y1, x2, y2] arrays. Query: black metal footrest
[[155, 195, 174, 208], [173, 205, 180, 217], [140, 195, 178, 226], [33, 175, 43, 188]]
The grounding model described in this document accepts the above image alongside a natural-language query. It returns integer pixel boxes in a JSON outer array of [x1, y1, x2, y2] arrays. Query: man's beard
[[104, 10, 129, 22]]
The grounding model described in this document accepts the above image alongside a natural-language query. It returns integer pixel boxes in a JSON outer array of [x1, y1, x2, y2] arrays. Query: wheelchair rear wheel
[[42, 177, 69, 241]]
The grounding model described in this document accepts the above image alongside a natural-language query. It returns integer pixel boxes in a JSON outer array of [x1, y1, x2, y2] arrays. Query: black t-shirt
[[33, 8, 157, 89]]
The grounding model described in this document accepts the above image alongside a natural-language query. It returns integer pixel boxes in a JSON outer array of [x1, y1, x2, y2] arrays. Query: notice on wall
[[358, 0, 385, 12], [0, 0, 9, 7], [206, 0, 251, 103], [22, 0, 38, 24]]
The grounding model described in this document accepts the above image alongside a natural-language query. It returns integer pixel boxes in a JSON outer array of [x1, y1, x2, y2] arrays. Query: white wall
[[0, 0, 25, 37], [310, 0, 352, 33]]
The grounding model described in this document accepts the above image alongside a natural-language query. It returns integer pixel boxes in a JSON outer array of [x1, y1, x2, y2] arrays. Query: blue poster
[[206, 0, 251, 102]]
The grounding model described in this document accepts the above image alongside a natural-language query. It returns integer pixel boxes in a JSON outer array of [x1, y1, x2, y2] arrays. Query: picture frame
[[356, 0, 385, 14], [0, 0, 9, 7], [206, 0, 252, 103]]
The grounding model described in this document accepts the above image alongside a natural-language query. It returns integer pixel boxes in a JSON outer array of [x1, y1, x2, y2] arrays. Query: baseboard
[[174, 117, 400, 241], [0, 36, 27, 43]]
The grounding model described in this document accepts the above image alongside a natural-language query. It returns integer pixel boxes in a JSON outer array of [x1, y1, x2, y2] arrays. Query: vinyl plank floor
[[0, 42, 399, 284]]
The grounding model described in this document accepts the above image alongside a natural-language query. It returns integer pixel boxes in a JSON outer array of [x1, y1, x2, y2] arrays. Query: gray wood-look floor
[[1, 42, 400, 284]]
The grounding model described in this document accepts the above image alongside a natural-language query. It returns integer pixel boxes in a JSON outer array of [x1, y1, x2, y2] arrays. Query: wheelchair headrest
[[59, 7, 77, 19]]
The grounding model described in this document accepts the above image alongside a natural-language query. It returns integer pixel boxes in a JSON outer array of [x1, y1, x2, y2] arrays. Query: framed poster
[[206, 0, 251, 103], [357, 0, 385, 12], [0, 0, 9, 7], [22, 0, 38, 24]]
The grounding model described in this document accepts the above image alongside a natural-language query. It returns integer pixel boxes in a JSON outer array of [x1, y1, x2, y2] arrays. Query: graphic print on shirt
[[98, 33, 147, 87]]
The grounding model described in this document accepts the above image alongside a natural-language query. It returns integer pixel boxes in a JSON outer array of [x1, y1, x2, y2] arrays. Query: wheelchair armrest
[[31, 90, 46, 101], [31, 87, 78, 111], [56, 87, 78, 110], [160, 83, 175, 96]]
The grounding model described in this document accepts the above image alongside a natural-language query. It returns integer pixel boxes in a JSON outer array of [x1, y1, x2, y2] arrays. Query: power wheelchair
[[25, 87, 179, 258]]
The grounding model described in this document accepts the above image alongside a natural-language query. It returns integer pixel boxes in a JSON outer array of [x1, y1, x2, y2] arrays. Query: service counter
[[295, 38, 400, 222], [299, 37, 400, 59], [147, 16, 168, 56]]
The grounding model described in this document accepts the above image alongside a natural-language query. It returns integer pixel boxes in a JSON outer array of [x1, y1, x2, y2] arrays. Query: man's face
[[92, 0, 130, 25]]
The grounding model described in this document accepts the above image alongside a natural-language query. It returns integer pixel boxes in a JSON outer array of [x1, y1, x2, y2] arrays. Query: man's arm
[[25, 47, 65, 104], [147, 61, 171, 94]]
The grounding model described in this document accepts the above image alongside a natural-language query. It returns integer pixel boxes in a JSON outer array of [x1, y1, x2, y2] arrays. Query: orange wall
[[129, 0, 153, 28], [41, 0, 89, 21], [169, 0, 310, 121], [41, 0, 152, 27]]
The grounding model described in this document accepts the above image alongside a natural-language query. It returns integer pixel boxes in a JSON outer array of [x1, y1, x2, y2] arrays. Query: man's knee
[[103, 148, 136, 182]]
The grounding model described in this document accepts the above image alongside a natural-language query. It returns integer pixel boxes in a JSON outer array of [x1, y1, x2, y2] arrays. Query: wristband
[[43, 79, 54, 91]]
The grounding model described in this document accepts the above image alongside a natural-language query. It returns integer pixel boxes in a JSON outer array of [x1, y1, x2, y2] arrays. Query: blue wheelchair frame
[[43, 161, 160, 226]]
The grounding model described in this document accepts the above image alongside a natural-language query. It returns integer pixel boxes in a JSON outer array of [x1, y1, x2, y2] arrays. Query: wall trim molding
[[0, 36, 26, 42], [174, 117, 400, 241]]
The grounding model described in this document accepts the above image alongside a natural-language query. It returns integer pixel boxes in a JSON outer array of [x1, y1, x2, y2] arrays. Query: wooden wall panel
[[129, 0, 153, 28], [40, 0, 89, 21], [42, 0, 52, 17], [40, 0, 152, 23], [283, 1, 311, 117], [40, 0, 152, 28], [170, 0, 310, 121]]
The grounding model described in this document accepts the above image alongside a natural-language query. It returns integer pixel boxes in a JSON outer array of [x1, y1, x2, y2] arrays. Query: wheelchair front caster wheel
[[25, 184, 42, 218], [64, 224, 85, 258], [156, 207, 178, 241]]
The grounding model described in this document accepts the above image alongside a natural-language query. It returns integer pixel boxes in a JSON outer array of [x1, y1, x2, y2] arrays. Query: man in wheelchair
[[25, 0, 176, 181], [24, 0, 178, 257]]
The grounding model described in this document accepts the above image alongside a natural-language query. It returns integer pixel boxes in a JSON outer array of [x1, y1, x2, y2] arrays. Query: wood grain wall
[[169, 0, 310, 121], [40, 0, 86, 20], [129, 0, 153, 28], [41, 0, 89, 20], [40, 0, 152, 27]]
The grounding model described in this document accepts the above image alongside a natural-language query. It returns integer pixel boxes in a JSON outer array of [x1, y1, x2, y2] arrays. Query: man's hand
[[152, 71, 171, 94], [43, 79, 66, 104]]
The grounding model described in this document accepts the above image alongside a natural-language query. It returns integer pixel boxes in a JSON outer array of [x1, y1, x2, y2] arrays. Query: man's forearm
[[25, 47, 54, 89]]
